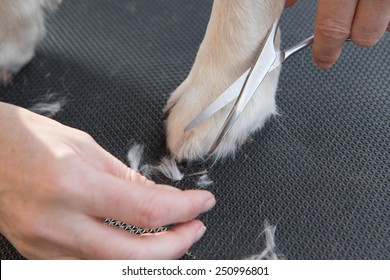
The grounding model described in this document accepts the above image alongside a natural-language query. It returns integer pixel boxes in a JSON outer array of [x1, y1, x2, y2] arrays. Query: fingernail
[[201, 197, 216, 213], [315, 62, 334, 69], [195, 226, 207, 242], [313, 58, 334, 69]]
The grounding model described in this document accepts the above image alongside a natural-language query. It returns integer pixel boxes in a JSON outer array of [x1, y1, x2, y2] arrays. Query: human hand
[[286, 0, 390, 68], [285, 0, 298, 8], [0, 102, 215, 259]]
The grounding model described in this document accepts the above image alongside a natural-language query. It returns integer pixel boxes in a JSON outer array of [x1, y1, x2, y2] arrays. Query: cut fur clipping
[[247, 222, 283, 260], [127, 144, 144, 172], [29, 93, 66, 118], [150, 157, 184, 181], [196, 174, 213, 189], [127, 144, 184, 181], [127, 144, 216, 185]]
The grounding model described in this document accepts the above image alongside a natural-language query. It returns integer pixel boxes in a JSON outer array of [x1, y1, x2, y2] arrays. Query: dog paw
[[164, 68, 280, 161], [163, 0, 283, 161], [0, 1, 46, 85]]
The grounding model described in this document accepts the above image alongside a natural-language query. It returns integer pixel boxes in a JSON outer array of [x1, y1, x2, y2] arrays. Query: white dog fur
[[0, 0, 61, 83], [0, 0, 282, 161]]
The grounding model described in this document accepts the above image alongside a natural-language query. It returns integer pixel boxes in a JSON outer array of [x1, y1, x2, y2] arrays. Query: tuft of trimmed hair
[[127, 144, 144, 172], [29, 93, 66, 118], [247, 221, 284, 260], [126, 144, 184, 181], [150, 157, 184, 181], [196, 174, 213, 189]]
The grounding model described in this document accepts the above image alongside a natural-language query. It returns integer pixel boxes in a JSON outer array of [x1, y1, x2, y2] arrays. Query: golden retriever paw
[[164, 0, 283, 161]]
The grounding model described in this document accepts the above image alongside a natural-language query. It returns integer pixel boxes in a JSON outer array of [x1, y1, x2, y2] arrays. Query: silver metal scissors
[[184, 5, 315, 154]]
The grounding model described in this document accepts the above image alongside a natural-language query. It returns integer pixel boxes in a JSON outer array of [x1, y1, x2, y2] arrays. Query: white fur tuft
[[150, 157, 184, 181], [247, 222, 284, 260], [127, 144, 144, 172], [126, 144, 184, 181], [196, 174, 214, 189], [29, 93, 66, 118]]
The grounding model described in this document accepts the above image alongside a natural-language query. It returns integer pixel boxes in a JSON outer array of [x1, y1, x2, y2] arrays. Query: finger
[[135, 220, 206, 259], [80, 170, 216, 229], [80, 138, 157, 186], [77, 218, 206, 259], [313, 0, 359, 68], [350, 0, 390, 48], [63, 128, 131, 178], [285, 0, 297, 8]]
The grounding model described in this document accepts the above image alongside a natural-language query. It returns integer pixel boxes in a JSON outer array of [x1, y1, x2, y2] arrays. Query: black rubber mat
[[1, 0, 389, 260]]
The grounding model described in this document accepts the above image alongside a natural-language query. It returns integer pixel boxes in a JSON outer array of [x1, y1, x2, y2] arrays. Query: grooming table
[[1, 0, 389, 259]]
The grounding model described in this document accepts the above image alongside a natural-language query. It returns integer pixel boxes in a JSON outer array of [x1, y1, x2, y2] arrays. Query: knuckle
[[77, 130, 95, 144], [136, 195, 163, 228], [316, 22, 351, 41]]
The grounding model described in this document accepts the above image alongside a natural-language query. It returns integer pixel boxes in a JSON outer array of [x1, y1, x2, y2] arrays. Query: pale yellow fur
[[165, 0, 283, 160], [0, 0, 282, 161]]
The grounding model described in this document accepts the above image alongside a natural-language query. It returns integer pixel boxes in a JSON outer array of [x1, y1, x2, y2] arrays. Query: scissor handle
[[283, 36, 354, 62]]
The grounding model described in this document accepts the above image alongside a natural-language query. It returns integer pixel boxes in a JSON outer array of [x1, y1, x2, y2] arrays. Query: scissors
[[184, 3, 315, 154]]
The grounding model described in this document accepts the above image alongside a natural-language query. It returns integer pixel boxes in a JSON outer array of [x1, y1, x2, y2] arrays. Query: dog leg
[[0, 0, 61, 85], [165, 0, 283, 161]]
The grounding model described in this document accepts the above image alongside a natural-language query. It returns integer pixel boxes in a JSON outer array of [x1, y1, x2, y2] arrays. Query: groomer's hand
[[285, 0, 390, 68], [0, 102, 215, 259]]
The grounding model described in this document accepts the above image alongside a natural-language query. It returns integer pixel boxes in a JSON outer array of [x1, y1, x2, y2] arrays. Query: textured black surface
[[1, 0, 389, 260]]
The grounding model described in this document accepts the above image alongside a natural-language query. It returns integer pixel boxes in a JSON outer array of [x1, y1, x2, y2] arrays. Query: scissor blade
[[268, 51, 283, 72], [183, 56, 284, 133], [184, 33, 315, 135], [208, 18, 280, 154], [184, 68, 250, 132]]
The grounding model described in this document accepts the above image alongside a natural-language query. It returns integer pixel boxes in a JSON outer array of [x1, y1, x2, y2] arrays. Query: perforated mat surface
[[1, 0, 389, 260]]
